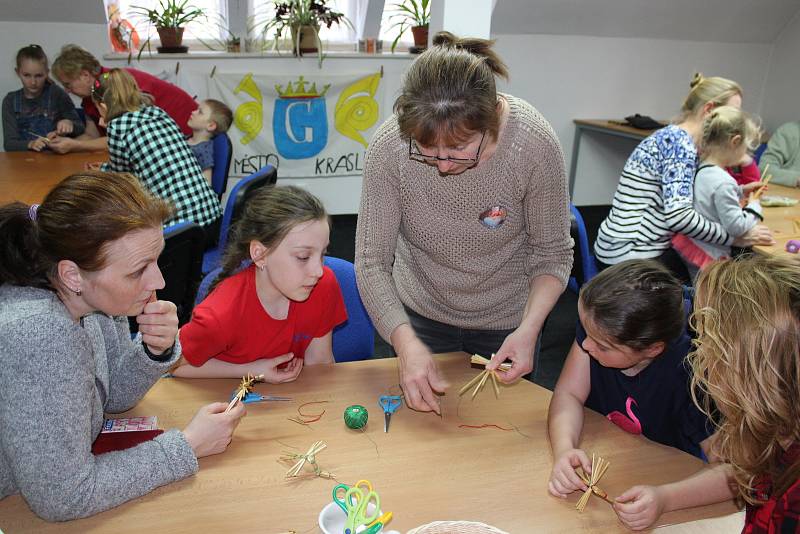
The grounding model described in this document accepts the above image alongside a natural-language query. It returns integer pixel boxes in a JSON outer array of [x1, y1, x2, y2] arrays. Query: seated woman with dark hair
[[0, 171, 245, 521]]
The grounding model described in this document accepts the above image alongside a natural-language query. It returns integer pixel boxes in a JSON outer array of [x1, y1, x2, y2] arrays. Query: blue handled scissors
[[332, 479, 381, 534], [231, 391, 292, 404], [378, 395, 402, 433]]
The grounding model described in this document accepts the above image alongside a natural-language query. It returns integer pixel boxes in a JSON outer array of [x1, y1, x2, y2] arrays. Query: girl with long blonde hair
[[613, 255, 800, 531]]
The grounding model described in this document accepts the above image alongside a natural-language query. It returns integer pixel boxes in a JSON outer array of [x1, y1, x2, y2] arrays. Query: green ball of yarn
[[344, 404, 368, 429]]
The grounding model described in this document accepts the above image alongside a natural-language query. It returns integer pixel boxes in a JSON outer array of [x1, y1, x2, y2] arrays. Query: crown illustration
[[275, 76, 330, 99]]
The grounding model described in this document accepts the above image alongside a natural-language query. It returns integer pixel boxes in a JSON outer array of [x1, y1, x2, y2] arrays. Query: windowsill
[[102, 50, 416, 60]]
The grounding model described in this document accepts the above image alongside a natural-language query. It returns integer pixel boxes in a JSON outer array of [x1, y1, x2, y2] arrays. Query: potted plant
[[387, 0, 430, 53], [259, 0, 352, 65], [132, 0, 206, 53], [195, 13, 243, 53]]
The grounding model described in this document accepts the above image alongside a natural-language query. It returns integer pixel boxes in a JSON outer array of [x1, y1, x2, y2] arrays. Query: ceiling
[[491, 0, 800, 43]]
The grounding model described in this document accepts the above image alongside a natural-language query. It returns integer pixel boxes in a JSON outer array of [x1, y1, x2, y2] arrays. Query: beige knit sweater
[[355, 94, 573, 341]]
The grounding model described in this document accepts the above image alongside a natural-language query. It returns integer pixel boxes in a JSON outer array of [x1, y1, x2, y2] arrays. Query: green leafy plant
[[387, 0, 430, 53], [258, 0, 352, 65], [194, 12, 243, 52], [129, 0, 206, 59], [132, 0, 205, 28]]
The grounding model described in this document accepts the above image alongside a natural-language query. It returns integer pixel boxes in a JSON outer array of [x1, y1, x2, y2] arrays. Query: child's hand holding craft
[[47, 135, 77, 154], [253, 352, 303, 383], [183, 401, 246, 458], [137, 292, 178, 356], [548, 448, 591, 497], [488, 326, 537, 382], [613, 485, 665, 531], [27, 138, 48, 152]]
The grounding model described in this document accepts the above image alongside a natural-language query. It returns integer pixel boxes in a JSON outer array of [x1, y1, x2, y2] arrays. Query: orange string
[[288, 401, 329, 426]]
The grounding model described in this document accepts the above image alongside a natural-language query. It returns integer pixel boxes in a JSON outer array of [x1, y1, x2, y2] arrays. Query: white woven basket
[[406, 521, 509, 534]]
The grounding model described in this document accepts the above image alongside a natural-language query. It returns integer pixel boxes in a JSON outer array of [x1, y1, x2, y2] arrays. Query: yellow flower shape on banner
[[334, 72, 381, 148], [234, 73, 263, 145]]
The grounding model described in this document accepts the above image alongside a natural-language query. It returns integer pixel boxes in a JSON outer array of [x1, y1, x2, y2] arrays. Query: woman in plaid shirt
[[94, 69, 221, 246]]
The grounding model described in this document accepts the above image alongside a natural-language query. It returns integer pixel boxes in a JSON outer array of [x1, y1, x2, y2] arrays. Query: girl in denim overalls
[[1, 45, 84, 152]]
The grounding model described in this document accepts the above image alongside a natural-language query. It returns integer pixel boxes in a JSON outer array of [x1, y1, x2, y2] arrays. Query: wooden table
[[568, 119, 660, 197], [0, 354, 739, 533], [753, 183, 800, 258], [0, 151, 106, 205]]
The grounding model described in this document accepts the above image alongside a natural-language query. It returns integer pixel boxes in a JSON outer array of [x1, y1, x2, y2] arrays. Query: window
[[249, 0, 367, 48], [379, 1, 413, 51], [111, 0, 228, 47]]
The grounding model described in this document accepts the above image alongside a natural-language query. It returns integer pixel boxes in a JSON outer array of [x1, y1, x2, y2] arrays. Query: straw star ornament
[[459, 354, 512, 400]]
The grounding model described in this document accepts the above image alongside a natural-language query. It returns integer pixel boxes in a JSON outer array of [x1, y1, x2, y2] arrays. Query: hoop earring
[[257, 264, 265, 271], [74, 288, 82, 296]]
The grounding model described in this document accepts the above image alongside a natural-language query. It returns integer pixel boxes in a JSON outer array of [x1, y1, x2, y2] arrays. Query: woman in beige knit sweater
[[355, 32, 573, 413]]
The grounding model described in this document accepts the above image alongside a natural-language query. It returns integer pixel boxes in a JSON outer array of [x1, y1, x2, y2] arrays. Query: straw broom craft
[[225, 373, 264, 412], [576, 453, 614, 512], [281, 440, 335, 479], [459, 354, 513, 400]]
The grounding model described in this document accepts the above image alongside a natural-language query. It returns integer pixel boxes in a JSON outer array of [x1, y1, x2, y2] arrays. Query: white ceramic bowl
[[317, 501, 400, 534]]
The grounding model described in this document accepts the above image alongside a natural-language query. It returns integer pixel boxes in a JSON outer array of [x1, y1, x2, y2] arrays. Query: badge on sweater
[[479, 206, 507, 228]]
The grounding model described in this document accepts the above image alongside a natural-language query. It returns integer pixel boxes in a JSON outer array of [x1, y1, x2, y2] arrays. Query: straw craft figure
[[281, 440, 335, 479], [753, 164, 772, 200], [576, 453, 613, 512], [459, 354, 512, 400], [225, 373, 264, 412]]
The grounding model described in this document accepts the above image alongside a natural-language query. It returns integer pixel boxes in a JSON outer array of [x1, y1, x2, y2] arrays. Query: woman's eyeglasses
[[409, 131, 486, 165]]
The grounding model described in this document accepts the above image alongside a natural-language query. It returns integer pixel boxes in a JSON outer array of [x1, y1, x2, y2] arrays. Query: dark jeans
[[203, 217, 222, 250], [404, 306, 542, 381], [597, 247, 691, 286]]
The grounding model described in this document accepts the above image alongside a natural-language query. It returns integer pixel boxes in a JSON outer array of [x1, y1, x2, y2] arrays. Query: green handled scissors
[[332, 479, 381, 534]]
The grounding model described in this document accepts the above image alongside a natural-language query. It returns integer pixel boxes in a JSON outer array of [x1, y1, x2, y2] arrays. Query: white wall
[[492, 33, 773, 205], [760, 11, 800, 132]]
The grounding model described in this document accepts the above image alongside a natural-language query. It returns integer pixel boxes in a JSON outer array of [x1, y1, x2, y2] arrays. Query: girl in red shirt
[[173, 186, 347, 382], [613, 255, 800, 532]]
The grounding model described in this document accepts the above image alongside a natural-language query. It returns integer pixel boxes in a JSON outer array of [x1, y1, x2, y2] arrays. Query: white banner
[[209, 71, 386, 179]]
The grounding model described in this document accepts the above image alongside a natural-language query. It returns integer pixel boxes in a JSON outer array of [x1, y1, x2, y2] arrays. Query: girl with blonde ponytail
[[672, 106, 773, 279], [92, 68, 221, 246], [595, 73, 773, 282]]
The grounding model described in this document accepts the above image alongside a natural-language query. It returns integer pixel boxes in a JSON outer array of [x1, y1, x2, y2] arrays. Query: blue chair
[[210, 133, 234, 200], [324, 256, 375, 362], [568, 204, 599, 294], [195, 266, 222, 306], [202, 164, 278, 274], [193, 257, 374, 362], [753, 142, 768, 165]]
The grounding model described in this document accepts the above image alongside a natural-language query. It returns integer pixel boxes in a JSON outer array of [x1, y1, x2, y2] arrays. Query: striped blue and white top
[[594, 125, 732, 264]]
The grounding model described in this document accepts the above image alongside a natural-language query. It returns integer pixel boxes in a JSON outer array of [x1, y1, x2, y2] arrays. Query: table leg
[[568, 125, 584, 199]]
